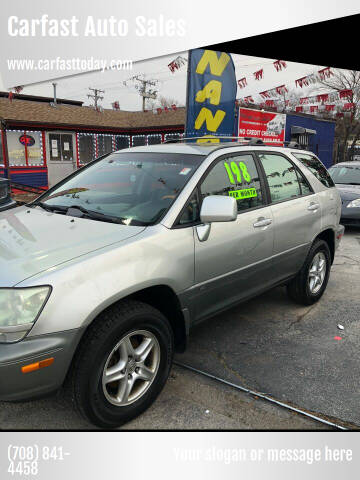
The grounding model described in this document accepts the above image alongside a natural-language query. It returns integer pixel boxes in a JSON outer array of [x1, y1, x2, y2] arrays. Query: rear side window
[[200, 153, 264, 212], [258, 153, 302, 202], [292, 153, 334, 188]]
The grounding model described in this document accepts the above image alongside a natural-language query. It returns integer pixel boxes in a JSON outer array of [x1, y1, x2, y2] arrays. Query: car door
[[191, 152, 274, 322], [257, 151, 321, 282]]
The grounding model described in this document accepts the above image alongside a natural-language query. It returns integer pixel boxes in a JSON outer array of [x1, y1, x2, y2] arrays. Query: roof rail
[[285, 141, 302, 149], [162, 136, 304, 149], [163, 136, 265, 144]]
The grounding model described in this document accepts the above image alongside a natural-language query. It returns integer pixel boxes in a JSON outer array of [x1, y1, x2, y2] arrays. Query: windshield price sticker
[[228, 188, 257, 200], [224, 161, 251, 184]]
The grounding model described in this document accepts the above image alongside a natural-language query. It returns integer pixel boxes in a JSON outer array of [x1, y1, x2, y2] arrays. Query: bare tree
[[317, 69, 360, 163], [276, 89, 303, 113]]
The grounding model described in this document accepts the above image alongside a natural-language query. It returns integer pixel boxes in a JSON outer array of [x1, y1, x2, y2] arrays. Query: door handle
[[253, 218, 272, 228], [308, 202, 320, 212]]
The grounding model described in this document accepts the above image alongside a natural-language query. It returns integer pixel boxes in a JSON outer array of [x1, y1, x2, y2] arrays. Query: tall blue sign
[[185, 49, 237, 142]]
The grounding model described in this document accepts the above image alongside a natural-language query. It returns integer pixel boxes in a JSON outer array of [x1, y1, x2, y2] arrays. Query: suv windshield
[[36, 152, 204, 225], [328, 164, 360, 185]]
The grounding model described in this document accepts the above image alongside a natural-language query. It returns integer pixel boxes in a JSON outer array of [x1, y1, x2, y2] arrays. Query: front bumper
[[0, 328, 84, 401]]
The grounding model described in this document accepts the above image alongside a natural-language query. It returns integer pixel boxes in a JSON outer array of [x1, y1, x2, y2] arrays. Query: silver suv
[[0, 142, 343, 427]]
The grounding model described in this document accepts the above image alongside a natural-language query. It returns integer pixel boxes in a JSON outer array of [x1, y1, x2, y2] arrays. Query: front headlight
[[0, 287, 51, 343], [347, 198, 360, 208]]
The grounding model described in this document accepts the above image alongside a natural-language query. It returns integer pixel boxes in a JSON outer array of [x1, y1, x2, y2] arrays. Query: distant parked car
[[0, 178, 16, 211], [328, 161, 360, 227]]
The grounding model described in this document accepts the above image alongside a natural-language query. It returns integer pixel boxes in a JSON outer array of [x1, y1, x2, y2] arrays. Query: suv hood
[[336, 183, 360, 201], [0, 206, 145, 286]]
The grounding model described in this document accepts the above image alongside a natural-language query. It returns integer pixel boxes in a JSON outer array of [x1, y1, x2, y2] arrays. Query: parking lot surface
[[0, 229, 358, 430]]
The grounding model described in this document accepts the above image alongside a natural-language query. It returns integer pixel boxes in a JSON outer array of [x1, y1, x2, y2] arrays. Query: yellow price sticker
[[228, 188, 257, 200]]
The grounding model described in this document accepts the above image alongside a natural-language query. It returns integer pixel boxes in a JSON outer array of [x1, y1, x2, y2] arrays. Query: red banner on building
[[238, 107, 286, 145]]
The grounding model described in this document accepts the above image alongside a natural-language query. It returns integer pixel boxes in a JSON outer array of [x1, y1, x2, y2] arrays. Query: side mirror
[[200, 195, 237, 223]]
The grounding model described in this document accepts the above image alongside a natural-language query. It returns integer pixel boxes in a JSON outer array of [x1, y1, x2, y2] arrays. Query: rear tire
[[287, 239, 331, 306], [70, 300, 174, 428]]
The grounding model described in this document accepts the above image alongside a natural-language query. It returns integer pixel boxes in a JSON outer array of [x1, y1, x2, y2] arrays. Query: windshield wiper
[[30, 201, 65, 212], [32, 202, 147, 225], [65, 205, 126, 224]]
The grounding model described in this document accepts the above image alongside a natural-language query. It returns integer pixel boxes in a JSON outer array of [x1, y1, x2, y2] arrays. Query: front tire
[[70, 300, 174, 428], [287, 239, 331, 305]]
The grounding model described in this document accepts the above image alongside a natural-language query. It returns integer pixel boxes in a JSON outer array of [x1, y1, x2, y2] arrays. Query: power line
[[123, 75, 159, 111], [87, 87, 105, 111]]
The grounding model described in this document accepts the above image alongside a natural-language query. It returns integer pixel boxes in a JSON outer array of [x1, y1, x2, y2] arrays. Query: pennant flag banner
[[295, 73, 319, 88], [259, 85, 288, 98], [273, 60, 287, 72], [276, 85, 288, 95], [185, 49, 237, 141], [317, 93, 329, 103], [254, 69, 263, 80], [339, 88, 353, 99], [294, 88, 355, 113], [237, 77, 247, 88], [265, 100, 275, 107], [318, 67, 333, 80], [325, 104, 335, 111], [244, 95, 254, 103], [168, 55, 187, 73]]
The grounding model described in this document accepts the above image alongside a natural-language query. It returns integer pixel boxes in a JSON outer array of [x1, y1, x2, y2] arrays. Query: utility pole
[[87, 88, 104, 111], [123, 75, 158, 111], [52, 82, 57, 105]]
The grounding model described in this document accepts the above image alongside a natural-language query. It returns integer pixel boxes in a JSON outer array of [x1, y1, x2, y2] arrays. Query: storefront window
[[27, 131, 43, 165], [78, 133, 96, 164], [7, 131, 26, 165], [114, 135, 130, 150], [97, 134, 113, 157], [147, 134, 162, 145], [132, 135, 146, 147], [7, 130, 43, 166]]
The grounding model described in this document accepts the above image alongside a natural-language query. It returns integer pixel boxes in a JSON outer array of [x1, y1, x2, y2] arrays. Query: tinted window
[[200, 154, 264, 212], [292, 153, 334, 188], [259, 153, 301, 202], [39, 153, 203, 226], [328, 164, 360, 185]]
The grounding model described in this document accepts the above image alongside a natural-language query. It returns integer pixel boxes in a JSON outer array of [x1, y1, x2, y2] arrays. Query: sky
[[0, 51, 330, 111]]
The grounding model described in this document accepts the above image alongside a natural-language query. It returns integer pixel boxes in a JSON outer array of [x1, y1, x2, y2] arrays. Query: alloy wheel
[[102, 330, 160, 406], [308, 252, 327, 294]]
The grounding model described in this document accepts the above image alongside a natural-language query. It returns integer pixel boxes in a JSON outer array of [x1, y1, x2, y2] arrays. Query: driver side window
[[200, 154, 264, 212]]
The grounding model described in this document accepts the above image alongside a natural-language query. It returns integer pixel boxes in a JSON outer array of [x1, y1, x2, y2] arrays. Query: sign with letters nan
[[185, 49, 237, 143]]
